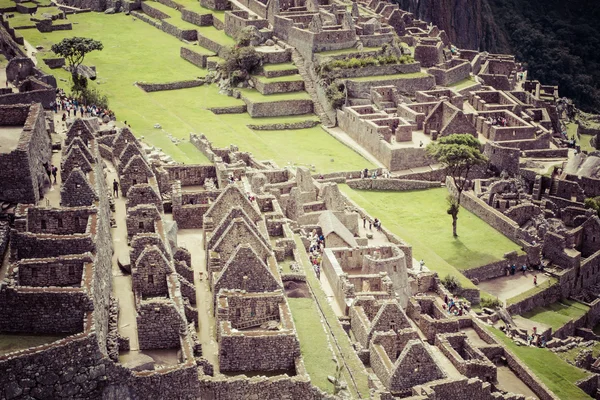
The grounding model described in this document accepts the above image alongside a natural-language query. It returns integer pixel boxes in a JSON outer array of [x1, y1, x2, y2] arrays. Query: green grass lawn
[[349, 72, 429, 82], [288, 297, 338, 394], [19, 12, 373, 172], [521, 299, 589, 331], [568, 122, 596, 152], [449, 76, 477, 90], [196, 25, 235, 46], [0, 0, 16, 7], [0, 333, 67, 356], [294, 236, 370, 398], [263, 62, 298, 72], [339, 185, 522, 291], [253, 74, 303, 83], [488, 327, 591, 400]]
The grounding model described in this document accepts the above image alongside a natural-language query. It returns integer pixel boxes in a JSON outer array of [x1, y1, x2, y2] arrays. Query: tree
[[427, 134, 487, 237], [51, 37, 103, 78], [584, 197, 600, 217]]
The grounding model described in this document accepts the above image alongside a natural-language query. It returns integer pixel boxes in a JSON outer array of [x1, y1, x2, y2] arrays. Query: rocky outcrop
[[396, 0, 509, 52]]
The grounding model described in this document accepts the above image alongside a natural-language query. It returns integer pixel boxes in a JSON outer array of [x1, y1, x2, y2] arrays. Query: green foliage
[[480, 297, 502, 309], [234, 26, 259, 47], [441, 274, 462, 294], [325, 80, 345, 109], [584, 197, 600, 217], [427, 134, 488, 199], [317, 54, 415, 76], [51, 37, 103, 74], [488, 0, 600, 113], [220, 45, 261, 84]]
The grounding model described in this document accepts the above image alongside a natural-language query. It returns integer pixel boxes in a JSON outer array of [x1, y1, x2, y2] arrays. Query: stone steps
[[291, 49, 333, 127]]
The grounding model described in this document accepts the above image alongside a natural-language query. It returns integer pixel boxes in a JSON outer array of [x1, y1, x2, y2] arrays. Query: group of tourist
[[308, 229, 325, 280], [443, 294, 470, 316], [53, 89, 114, 122], [43, 162, 58, 185], [506, 263, 539, 285], [503, 324, 547, 348], [488, 116, 508, 127], [356, 168, 392, 180], [362, 215, 382, 231]]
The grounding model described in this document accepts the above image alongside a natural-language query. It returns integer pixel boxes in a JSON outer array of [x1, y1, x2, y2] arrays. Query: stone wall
[[346, 74, 436, 98], [346, 178, 441, 191], [180, 46, 214, 68], [242, 97, 314, 117], [462, 254, 528, 282], [137, 299, 185, 350], [323, 62, 421, 80], [182, 8, 213, 26], [0, 103, 52, 204], [251, 77, 304, 95], [137, 79, 204, 93]]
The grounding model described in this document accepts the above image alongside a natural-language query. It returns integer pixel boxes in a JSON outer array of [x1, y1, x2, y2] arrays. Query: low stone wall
[[161, 20, 197, 41], [243, 97, 313, 117], [324, 62, 421, 80], [447, 178, 522, 244], [42, 57, 65, 69], [197, 32, 225, 55], [251, 77, 304, 95], [247, 120, 319, 130], [16, 2, 37, 13], [208, 105, 247, 114], [346, 75, 436, 98], [346, 178, 441, 191], [462, 255, 528, 282], [137, 79, 204, 93], [181, 8, 213, 26], [522, 148, 569, 158], [553, 299, 600, 339], [506, 284, 561, 315], [180, 46, 214, 68], [141, 1, 169, 19]]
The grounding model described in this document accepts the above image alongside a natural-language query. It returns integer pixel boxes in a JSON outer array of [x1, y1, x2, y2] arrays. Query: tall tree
[[51, 37, 103, 79], [427, 134, 487, 237]]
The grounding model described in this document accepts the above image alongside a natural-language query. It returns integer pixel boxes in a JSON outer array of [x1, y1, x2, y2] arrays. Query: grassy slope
[[489, 327, 591, 400], [340, 186, 522, 270], [288, 297, 338, 394], [19, 13, 373, 172], [294, 236, 370, 398], [521, 299, 590, 331], [349, 72, 429, 81]]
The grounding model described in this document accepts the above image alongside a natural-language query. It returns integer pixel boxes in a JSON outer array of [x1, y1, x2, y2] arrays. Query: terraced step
[[262, 62, 299, 78], [314, 46, 382, 62], [346, 72, 436, 97], [239, 88, 314, 118], [251, 74, 305, 95], [246, 114, 320, 130], [291, 49, 333, 127], [180, 45, 216, 68]]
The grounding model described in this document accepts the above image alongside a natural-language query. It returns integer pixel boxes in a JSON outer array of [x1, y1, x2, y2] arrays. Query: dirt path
[[477, 273, 551, 304]]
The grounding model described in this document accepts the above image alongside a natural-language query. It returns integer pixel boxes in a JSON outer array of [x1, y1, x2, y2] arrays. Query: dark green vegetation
[[487, 0, 600, 113]]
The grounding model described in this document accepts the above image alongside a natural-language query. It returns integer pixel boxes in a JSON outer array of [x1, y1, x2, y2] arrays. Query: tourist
[[533, 275, 537, 285], [521, 264, 527, 275], [510, 264, 516, 275], [419, 140, 423, 147], [44, 163, 52, 184], [62, 112, 67, 122], [369, 219, 372, 230], [419, 259, 425, 271], [363, 216, 366, 228], [113, 179, 119, 198], [51, 165, 57, 184]]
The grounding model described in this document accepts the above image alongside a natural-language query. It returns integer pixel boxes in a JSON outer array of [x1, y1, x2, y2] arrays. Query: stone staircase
[[291, 49, 334, 128]]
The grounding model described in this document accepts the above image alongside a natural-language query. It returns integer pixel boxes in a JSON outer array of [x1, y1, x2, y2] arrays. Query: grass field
[[489, 327, 591, 400], [288, 297, 338, 394], [339, 185, 522, 291], [19, 12, 373, 172], [449, 76, 477, 90], [294, 236, 370, 398], [263, 63, 298, 72], [521, 299, 589, 331]]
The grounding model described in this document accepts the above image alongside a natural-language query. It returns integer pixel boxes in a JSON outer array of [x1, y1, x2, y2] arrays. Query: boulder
[[117, 252, 131, 273], [105, 7, 115, 14], [122, 353, 155, 371]]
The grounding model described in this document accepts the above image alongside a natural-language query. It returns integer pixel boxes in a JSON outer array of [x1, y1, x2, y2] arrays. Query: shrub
[[481, 297, 503, 309], [219, 45, 261, 84], [326, 80, 345, 109], [441, 274, 462, 294]]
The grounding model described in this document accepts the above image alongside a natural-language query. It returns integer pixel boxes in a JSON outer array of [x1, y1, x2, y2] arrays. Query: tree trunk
[[452, 214, 458, 237]]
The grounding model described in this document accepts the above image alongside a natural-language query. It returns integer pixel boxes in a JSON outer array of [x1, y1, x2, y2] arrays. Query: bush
[[317, 54, 415, 79], [326, 80, 345, 109], [219, 45, 261, 84], [441, 274, 463, 294], [481, 297, 503, 309]]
